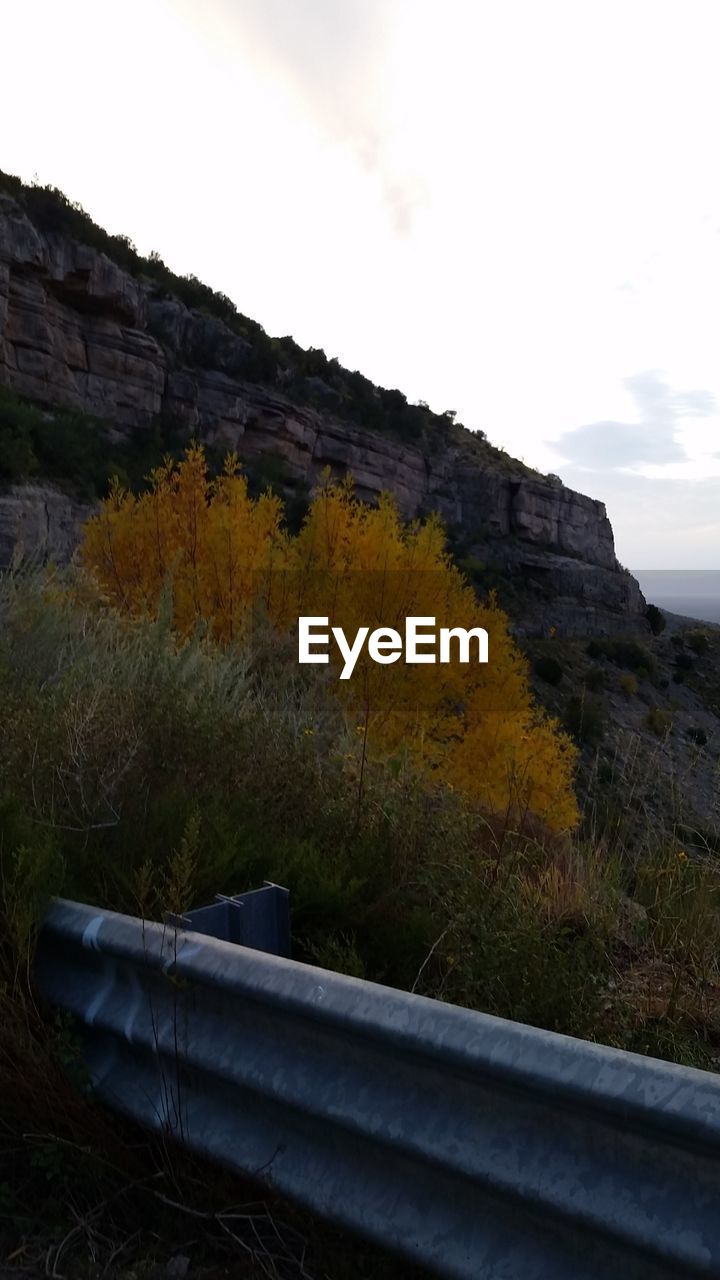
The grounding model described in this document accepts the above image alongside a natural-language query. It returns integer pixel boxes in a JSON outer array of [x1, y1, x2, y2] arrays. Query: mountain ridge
[[0, 172, 645, 635]]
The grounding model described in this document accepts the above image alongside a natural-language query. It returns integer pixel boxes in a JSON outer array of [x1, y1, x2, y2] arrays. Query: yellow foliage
[[80, 448, 579, 830]]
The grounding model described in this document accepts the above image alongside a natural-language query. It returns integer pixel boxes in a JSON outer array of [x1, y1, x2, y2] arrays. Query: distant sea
[[632, 571, 720, 625]]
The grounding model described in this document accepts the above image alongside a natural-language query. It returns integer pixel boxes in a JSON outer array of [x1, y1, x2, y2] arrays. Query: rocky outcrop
[[490, 549, 646, 638], [0, 483, 92, 568], [0, 196, 163, 431], [0, 195, 646, 633]]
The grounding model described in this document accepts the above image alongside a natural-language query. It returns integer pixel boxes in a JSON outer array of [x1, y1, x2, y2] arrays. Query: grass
[[1, 565, 720, 1275]]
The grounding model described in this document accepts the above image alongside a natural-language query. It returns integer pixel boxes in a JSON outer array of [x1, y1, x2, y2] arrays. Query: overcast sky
[[4, 0, 720, 567]]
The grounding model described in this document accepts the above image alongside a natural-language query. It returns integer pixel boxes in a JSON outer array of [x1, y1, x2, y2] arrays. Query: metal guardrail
[[36, 897, 720, 1280], [167, 883, 291, 957]]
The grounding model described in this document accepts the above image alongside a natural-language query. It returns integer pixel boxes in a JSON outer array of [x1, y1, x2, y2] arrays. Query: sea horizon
[[632, 570, 720, 624]]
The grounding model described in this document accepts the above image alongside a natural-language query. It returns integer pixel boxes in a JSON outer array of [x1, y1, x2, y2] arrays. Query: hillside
[[0, 171, 645, 637], [2, 174, 720, 1280], [1, 173, 719, 846]]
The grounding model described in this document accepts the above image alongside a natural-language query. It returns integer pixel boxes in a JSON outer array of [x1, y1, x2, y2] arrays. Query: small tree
[[534, 655, 564, 686], [646, 603, 666, 635]]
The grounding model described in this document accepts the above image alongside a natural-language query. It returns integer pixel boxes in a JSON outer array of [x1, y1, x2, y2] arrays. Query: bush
[[645, 707, 673, 737], [687, 727, 708, 747], [0, 403, 39, 479], [534, 654, 564, 686], [0, 566, 581, 993], [609, 639, 656, 675], [0, 570, 446, 995], [584, 665, 607, 691], [437, 843, 612, 1036], [675, 652, 695, 672], [0, 388, 191, 498], [0, 563, 614, 1164], [564, 694, 605, 745], [646, 603, 666, 635], [686, 631, 710, 657], [618, 673, 638, 698], [585, 637, 656, 677]]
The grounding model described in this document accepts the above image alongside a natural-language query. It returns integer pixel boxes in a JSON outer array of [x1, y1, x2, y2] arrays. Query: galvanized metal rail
[[36, 897, 720, 1280]]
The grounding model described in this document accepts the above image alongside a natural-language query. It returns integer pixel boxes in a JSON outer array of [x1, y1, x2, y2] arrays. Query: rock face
[[0, 195, 646, 634], [0, 483, 92, 568]]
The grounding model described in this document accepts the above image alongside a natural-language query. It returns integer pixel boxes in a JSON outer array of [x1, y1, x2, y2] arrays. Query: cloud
[[189, 0, 427, 234], [673, 388, 717, 416], [553, 419, 685, 469], [551, 372, 716, 471], [231, 0, 382, 135], [553, 465, 720, 569]]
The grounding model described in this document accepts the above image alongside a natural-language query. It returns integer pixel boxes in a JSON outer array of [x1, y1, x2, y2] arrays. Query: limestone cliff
[[0, 191, 645, 634], [0, 482, 91, 568]]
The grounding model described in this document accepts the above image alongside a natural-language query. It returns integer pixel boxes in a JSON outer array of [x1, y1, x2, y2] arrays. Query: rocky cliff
[[0, 191, 645, 634]]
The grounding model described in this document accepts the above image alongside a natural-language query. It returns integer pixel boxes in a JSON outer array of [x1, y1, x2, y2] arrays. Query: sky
[[3, 0, 720, 567]]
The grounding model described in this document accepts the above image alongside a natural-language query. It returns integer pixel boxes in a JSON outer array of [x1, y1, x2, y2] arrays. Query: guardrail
[[167, 883, 291, 956], [36, 897, 720, 1280]]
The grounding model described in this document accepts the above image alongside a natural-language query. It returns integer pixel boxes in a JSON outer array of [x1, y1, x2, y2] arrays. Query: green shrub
[[609, 639, 655, 675], [646, 603, 666, 635], [675, 652, 695, 672], [0, 566, 586, 1009], [618, 673, 638, 698], [687, 726, 708, 747], [587, 637, 656, 677], [534, 654, 564, 686], [0, 402, 39, 479], [597, 760, 614, 785], [584, 665, 607, 691], [564, 693, 605, 745], [644, 707, 672, 737], [0, 388, 193, 498], [686, 631, 710, 657], [437, 846, 611, 1036]]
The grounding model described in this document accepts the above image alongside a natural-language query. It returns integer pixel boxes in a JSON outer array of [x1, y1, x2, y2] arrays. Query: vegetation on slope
[[0, 385, 186, 498], [0, 386, 314, 535], [2, 468, 720, 1273], [2, 561, 720, 1272], [523, 625, 720, 855], [2, 170, 719, 1276]]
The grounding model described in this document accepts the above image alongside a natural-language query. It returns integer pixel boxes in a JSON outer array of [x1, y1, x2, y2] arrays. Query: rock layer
[[0, 482, 92, 569], [0, 196, 645, 633]]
